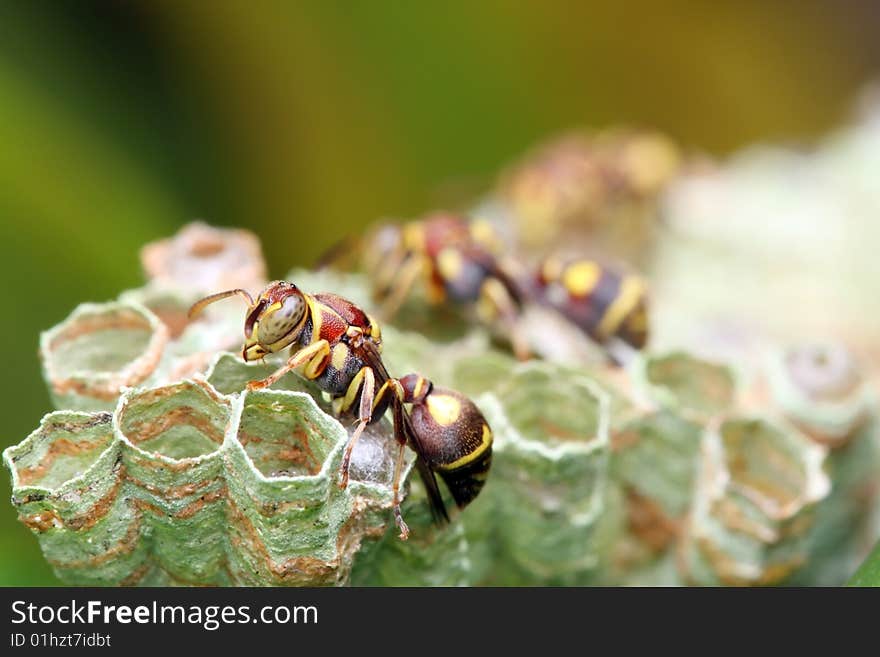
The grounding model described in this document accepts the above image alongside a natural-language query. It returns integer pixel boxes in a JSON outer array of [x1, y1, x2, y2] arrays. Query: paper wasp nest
[[7, 226, 407, 586], [6, 97, 880, 586], [5, 379, 410, 586]]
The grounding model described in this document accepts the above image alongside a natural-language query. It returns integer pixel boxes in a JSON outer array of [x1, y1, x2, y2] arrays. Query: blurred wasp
[[527, 256, 649, 360], [312, 132, 669, 364], [497, 128, 682, 260], [347, 210, 649, 363], [188, 281, 493, 539], [359, 211, 531, 359]]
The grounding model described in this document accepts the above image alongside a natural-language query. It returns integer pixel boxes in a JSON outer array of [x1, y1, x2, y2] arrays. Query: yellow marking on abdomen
[[426, 393, 462, 427], [626, 304, 648, 333], [597, 276, 646, 339], [436, 423, 493, 471], [562, 261, 601, 297]]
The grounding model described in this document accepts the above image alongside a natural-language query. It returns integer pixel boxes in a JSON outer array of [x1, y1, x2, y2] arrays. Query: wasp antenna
[[188, 288, 255, 319]]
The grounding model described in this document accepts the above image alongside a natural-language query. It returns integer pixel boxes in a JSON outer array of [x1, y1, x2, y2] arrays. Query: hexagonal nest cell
[[140, 221, 267, 293], [40, 302, 168, 411], [117, 380, 230, 461], [7, 412, 115, 491], [718, 418, 826, 519], [237, 391, 339, 478], [494, 361, 606, 447], [641, 351, 737, 421]]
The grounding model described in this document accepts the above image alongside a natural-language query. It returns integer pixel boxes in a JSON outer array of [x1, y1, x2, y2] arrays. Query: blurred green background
[[2, 1, 879, 585]]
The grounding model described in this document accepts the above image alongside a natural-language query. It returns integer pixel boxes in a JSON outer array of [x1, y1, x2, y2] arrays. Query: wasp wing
[[413, 450, 450, 524], [350, 335, 393, 382]]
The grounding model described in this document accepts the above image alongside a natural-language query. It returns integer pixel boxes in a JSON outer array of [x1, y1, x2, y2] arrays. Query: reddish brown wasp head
[[188, 281, 309, 362], [241, 281, 309, 361]]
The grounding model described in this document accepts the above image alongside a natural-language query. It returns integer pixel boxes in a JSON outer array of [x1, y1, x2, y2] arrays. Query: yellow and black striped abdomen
[[436, 444, 492, 509], [408, 387, 493, 508], [534, 258, 649, 349]]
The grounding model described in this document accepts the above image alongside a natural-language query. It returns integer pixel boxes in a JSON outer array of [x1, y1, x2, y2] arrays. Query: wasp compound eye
[[258, 294, 307, 345]]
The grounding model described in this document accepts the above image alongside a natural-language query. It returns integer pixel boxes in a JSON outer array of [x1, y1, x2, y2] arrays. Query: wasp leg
[[372, 244, 408, 299], [391, 441, 410, 540], [478, 278, 531, 361], [340, 373, 412, 539], [337, 366, 376, 489], [385, 378, 411, 540], [378, 254, 424, 322], [246, 339, 330, 390]]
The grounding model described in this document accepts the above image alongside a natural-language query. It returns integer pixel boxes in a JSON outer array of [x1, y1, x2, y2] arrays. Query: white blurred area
[[651, 88, 880, 374]]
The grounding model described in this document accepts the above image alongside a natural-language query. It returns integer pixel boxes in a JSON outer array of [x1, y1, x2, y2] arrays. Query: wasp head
[[188, 281, 309, 362], [241, 281, 308, 361]]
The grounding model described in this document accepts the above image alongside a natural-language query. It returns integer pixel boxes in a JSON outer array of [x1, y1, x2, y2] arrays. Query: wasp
[[362, 211, 532, 360], [527, 256, 649, 357], [360, 211, 651, 362], [395, 373, 492, 508], [498, 129, 682, 255], [188, 281, 493, 539]]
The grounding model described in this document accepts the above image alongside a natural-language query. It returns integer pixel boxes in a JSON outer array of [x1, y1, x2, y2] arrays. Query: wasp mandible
[[188, 281, 493, 539]]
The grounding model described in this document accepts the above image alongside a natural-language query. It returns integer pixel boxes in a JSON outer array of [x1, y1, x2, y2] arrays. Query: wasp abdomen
[[533, 258, 649, 349], [402, 377, 493, 508], [435, 444, 492, 508]]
